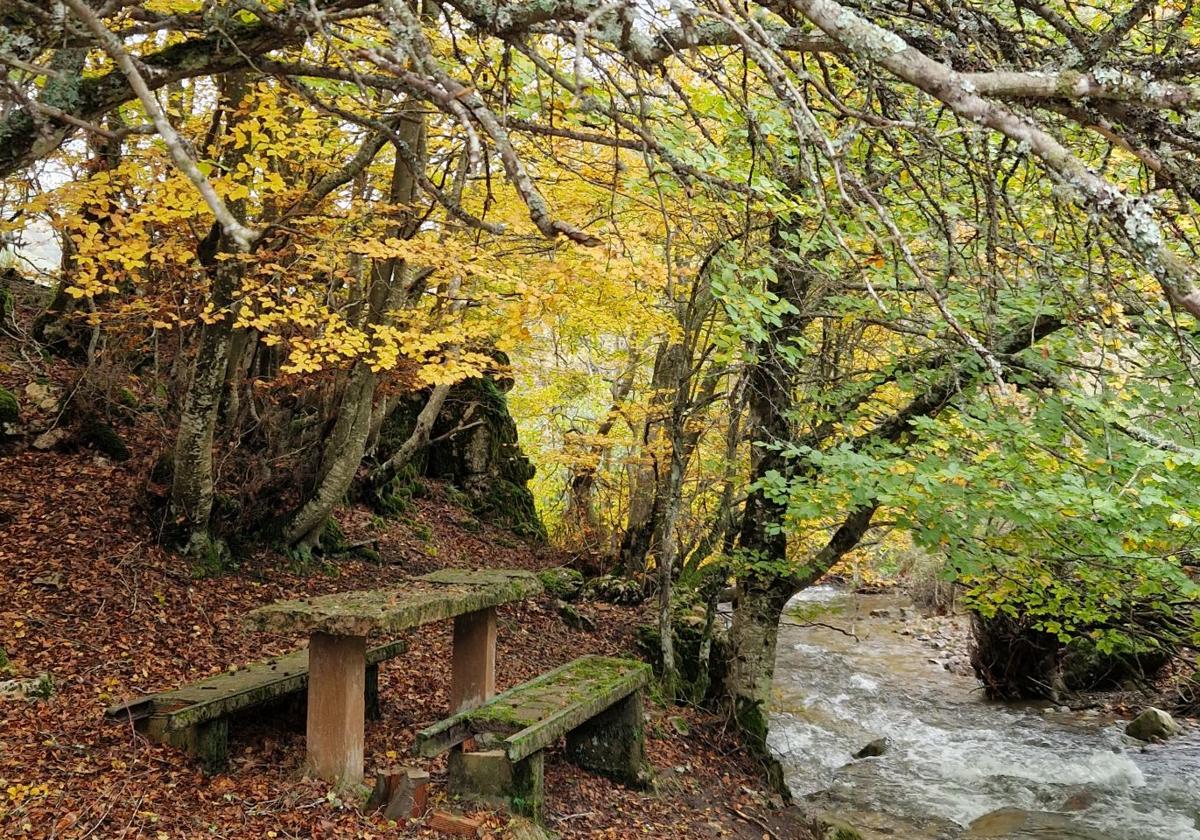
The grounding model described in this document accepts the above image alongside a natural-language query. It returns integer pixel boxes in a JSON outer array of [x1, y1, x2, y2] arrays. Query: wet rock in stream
[[1125, 707, 1182, 742], [966, 807, 1115, 839], [852, 738, 889, 759]]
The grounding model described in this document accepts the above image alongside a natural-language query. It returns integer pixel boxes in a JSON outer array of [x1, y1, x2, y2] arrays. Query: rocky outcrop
[[375, 366, 545, 540]]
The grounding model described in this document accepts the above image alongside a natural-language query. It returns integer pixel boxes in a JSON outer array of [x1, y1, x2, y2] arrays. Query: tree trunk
[[169, 249, 240, 559], [616, 342, 679, 575], [655, 427, 687, 692], [284, 362, 377, 549], [167, 73, 250, 561], [366, 381, 451, 496], [564, 358, 638, 547], [727, 213, 816, 761], [282, 108, 427, 549]]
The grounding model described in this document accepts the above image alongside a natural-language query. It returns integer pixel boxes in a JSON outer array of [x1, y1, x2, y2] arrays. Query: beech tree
[[5, 0, 1199, 755]]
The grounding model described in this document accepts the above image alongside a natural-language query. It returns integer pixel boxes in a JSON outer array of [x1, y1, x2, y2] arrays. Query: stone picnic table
[[243, 568, 542, 787]]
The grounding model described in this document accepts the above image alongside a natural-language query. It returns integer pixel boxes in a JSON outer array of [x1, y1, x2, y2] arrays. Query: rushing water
[[767, 585, 1200, 840]]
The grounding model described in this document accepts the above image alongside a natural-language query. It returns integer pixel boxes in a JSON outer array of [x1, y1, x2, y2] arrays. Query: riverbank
[[770, 585, 1200, 840], [0, 443, 817, 839]]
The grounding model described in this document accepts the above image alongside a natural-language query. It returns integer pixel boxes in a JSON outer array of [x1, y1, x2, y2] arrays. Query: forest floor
[[0, 432, 820, 840]]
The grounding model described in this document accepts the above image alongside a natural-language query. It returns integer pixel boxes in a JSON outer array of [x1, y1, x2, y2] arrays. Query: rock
[[1061, 789, 1095, 812], [808, 812, 864, 840], [0, 386, 18, 430], [967, 808, 1113, 838], [852, 737, 889, 759], [0, 673, 53, 701], [553, 599, 596, 632], [78, 416, 130, 460], [1126, 707, 1181, 742], [507, 816, 558, 840], [32, 572, 63, 589], [377, 361, 546, 539], [536, 567, 583, 600], [32, 427, 71, 451], [24, 382, 58, 412], [582, 574, 643, 605]]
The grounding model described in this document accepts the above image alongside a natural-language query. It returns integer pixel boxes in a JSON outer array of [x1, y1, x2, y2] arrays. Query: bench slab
[[243, 569, 542, 637], [416, 655, 650, 762], [106, 639, 406, 732]]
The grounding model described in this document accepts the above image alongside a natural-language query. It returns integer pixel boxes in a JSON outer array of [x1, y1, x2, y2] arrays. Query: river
[[767, 585, 1200, 839]]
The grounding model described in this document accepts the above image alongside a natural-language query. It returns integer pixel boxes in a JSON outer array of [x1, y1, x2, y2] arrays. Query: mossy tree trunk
[[727, 212, 821, 763], [168, 73, 250, 561], [169, 248, 241, 560]]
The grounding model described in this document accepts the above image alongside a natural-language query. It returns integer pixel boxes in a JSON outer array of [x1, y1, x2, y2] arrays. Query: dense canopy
[[3, 0, 1199, 766]]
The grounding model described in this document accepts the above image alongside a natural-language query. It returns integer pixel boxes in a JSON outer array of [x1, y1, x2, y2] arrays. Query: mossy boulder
[[635, 612, 731, 705], [0, 386, 18, 427], [819, 817, 864, 840], [79, 416, 130, 460], [375, 361, 545, 541], [1126, 707, 1181, 741], [583, 575, 643, 605], [537, 567, 583, 600]]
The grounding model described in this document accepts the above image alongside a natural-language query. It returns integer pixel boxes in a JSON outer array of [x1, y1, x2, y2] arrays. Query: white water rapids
[[767, 585, 1200, 839]]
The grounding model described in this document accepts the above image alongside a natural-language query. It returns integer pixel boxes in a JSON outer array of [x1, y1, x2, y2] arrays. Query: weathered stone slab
[[105, 639, 406, 732], [416, 655, 650, 762], [243, 569, 542, 637]]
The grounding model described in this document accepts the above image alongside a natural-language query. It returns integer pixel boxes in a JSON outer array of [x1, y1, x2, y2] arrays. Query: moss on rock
[[79, 416, 130, 460], [537, 567, 583, 600], [373, 362, 546, 540], [0, 386, 19, 427]]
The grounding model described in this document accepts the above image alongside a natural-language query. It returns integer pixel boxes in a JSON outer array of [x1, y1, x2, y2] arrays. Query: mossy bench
[[415, 655, 651, 818], [105, 639, 406, 773]]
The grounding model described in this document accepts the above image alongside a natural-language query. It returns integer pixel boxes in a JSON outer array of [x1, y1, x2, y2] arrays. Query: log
[[365, 765, 430, 821]]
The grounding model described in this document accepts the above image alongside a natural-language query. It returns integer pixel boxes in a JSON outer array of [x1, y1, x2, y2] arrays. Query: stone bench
[[104, 639, 406, 773], [415, 655, 651, 818]]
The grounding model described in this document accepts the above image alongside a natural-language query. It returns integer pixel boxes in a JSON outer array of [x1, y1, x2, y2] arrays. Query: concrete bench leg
[[448, 748, 544, 820], [142, 716, 229, 775], [565, 691, 649, 788], [450, 607, 496, 713], [306, 632, 366, 787]]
